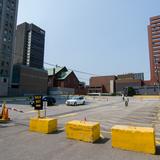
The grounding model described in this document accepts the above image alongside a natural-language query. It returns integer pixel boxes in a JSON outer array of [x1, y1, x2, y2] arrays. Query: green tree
[[127, 87, 136, 96]]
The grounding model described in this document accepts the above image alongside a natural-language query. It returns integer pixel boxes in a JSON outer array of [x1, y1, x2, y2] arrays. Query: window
[[5, 70, 8, 75], [153, 42, 160, 45], [10, 8, 14, 13], [151, 24, 156, 27], [6, 13, 9, 18], [7, 46, 11, 51], [151, 18, 160, 23], [152, 26, 160, 31], [0, 69, 3, 75], [2, 44, 6, 49], [1, 61, 4, 66], [152, 37, 160, 41], [40, 30, 45, 35], [3, 37, 7, 42], [6, 7, 9, 11], [11, 1, 15, 7], [4, 29, 8, 34], [3, 78, 7, 83], [152, 31, 160, 35], [8, 37, 11, 42], [153, 46, 160, 48], [154, 50, 160, 53], [5, 22, 8, 27], [9, 23, 13, 28]]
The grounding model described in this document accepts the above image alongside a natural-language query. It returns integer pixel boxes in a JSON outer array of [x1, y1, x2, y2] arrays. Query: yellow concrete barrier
[[65, 120, 100, 143], [134, 95, 160, 100], [29, 118, 57, 134], [111, 125, 156, 154]]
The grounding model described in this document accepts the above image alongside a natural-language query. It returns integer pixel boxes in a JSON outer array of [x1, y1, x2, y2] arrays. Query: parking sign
[[34, 95, 43, 110]]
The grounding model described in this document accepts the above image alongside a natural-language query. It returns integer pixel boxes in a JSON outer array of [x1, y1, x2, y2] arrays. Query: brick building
[[116, 73, 143, 93], [47, 66, 86, 95], [88, 76, 116, 93], [115, 79, 142, 93], [10, 64, 48, 96], [148, 16, 160, 85], [117, 73, 144, 81], [48, 67, 79, 88], [88, 73, 143, 94], [9, 22, 47, 96]]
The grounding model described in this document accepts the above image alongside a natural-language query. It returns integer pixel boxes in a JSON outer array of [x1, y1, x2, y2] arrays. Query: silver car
[[65, 96, 85, 106]]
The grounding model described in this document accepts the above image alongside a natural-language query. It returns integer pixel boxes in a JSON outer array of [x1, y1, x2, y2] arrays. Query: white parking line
[[25, 110, 37, 113], [58, 113, 78, 118]]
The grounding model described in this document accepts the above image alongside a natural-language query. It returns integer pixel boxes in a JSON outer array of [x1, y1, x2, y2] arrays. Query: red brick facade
[[48, 67, 86, 95], [89, 76, 116, 93], [48, 70, 79, 89], [57, 72, 79, 88], [148, 16, 160, 85], [89, 74, 143, 94]]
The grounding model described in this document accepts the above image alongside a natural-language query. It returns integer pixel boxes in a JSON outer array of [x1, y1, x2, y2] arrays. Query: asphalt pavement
[[0, 96, 160, 160]]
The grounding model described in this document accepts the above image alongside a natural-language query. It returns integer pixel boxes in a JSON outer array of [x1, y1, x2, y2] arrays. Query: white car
[[65, 96, 85, 106]]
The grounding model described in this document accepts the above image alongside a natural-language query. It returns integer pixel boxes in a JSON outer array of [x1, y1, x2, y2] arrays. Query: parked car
[[30, 96, 56, 107], [65, 96, 85, 106]]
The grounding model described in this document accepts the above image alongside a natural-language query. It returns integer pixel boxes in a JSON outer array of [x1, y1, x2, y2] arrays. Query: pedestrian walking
[[124, 96, 129, 107], [122, 94, 125, 101]]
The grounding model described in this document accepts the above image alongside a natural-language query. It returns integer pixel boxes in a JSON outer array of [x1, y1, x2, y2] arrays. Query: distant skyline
[[17, 0, 160, 84]]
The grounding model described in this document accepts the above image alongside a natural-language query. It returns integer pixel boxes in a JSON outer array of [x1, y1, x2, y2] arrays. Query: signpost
[[43, 101, 47, 118], [34, 95, 43, 118]]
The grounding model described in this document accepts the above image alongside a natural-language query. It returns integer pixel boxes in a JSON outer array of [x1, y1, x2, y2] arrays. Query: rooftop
[[47, 66, 65, 76]]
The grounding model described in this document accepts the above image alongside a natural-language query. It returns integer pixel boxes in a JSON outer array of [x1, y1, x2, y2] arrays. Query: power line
[[12, 53, 98, 76], [78, 77, 90, 81], [44, 62, 97, 76]]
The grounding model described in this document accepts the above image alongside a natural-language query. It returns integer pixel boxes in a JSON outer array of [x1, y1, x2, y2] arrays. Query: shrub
[[127, 87, 136, 96]]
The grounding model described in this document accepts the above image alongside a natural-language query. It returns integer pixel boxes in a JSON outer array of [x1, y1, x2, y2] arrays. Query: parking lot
[[0, 96, 160, 160]]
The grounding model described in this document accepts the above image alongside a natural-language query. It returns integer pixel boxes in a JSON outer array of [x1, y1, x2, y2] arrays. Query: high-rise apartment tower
[[0, 0, 19, 96], [14, 22, 45, 69], [148, 16, 160, 85]]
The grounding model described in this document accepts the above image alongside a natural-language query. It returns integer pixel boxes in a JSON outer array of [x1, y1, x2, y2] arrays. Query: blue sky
[[17, 0, 160, 84]]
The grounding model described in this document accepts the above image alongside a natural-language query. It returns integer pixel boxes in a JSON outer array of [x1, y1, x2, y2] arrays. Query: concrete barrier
[[65, 120, 100, 143], [29, 118, 57, 134], [134, 95, 160, 100], [111, 125, 156, 154]]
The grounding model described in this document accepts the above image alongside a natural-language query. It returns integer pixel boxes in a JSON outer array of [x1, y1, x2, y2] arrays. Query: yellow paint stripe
[[156, 140, 160, 145], [58, 113, 78, 118], [100, 133, 104, 139], [59, 127, 65, 131]]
